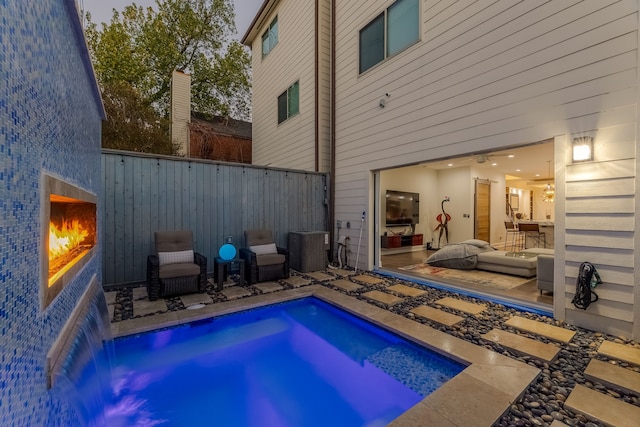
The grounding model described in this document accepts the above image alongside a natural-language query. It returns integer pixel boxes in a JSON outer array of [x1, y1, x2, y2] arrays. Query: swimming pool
[[107, 297, 464, 426]]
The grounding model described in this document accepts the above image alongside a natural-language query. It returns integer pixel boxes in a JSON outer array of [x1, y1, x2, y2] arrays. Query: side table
[[213, 257, 245, 291]]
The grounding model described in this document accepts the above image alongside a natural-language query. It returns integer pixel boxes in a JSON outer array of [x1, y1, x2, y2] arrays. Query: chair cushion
[[155, 230, 194, 252], [245, 229, 275, 247], [250, 243, 277, 255], [256, 253, 286, 267], [159, 262, 200, 279], [460, 239, 493, 248], [158, 250, 194, 266]]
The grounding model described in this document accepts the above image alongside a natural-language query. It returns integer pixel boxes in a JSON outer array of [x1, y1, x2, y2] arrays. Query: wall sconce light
[[572, 136, 593, 162]]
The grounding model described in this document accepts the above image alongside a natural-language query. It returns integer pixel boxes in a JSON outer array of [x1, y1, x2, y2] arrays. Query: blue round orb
[[219, 243, 237, 260]]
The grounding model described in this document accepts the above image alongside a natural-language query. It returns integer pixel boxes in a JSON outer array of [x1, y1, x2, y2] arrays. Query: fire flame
[[49, 220, 89, 259]]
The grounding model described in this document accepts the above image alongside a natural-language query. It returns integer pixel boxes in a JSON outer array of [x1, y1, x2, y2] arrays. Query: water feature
[[107, 297, 464, 426], [47, 276, 114, 426]]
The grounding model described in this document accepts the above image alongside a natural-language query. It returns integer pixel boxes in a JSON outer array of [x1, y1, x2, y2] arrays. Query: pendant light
[[542, 160, 554, 203]]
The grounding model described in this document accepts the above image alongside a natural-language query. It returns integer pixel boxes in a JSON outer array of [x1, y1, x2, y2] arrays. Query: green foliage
[[85, 0, 252, 153]]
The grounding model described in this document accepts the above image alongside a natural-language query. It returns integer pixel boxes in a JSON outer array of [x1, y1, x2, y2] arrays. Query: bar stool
[[504, 221, 524, 251], [518, 223, 546, 248]]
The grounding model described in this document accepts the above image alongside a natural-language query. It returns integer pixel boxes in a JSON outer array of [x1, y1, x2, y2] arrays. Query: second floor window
[[262, 16, 279, 58], [278, 81, 299, 124], [359, 0, 419, 73]]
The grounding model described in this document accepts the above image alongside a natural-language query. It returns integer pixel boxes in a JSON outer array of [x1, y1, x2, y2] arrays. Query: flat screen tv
[[385, 190, 419, 226]]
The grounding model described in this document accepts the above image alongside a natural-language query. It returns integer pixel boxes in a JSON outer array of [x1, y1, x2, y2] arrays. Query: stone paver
[[598, 341, 640, 366], [410, 305, 464, 326], [105, 291, 117, 305], [331, 268, 355, 277], [133, 299, 168, 317], [388, 284, 427, 297], [352, 274, 385, 285], [361, 290, 404, 306], [304, 272, 334, 281], [253, 281, 284, 294], [564, 384, 640, 427], [328, 279, 363, 293], [584, 359, 640, 396], [132, 286, 148, 300], [221, 286, 252, 300], [481, 329, 560, 362], [436, 297, 486, 315], [207, 277, 235, 288], [504, 316, 576, 343], [550, 420, 569, 427], [282, 276, 311, 288], [180, 293, 212, 307]]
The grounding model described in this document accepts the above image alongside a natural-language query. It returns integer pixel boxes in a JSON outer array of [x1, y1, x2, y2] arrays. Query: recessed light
[[535, 174, 540, 177], [491, 162, 497, 166], [508, 154, 515, 158], [516, 169, 521, 172], [447, 163, 453, 167]]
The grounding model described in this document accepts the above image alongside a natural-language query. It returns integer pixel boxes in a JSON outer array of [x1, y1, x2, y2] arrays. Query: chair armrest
[[194, 252, 207, 267], [147, 255, 160, 301], [239, 248, 257, 263], [277, 246, 289, 257], [194, 252, 207, 292]]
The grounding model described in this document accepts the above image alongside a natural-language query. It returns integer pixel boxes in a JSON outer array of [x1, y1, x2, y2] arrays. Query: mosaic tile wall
[[0, 0, 103, 425]]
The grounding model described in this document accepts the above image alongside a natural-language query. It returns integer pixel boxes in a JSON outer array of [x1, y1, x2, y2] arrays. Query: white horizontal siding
[[330, 0, 639, 338], [251, 0, 318, 171]]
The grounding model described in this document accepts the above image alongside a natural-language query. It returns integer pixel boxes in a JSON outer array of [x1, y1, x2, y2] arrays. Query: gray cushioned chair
[[537, 254, 554, 294], [239, 229, 289, 285], [146, 230, 207, 301]]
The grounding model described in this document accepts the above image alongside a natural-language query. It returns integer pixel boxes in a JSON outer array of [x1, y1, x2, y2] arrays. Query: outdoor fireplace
[[41, 174, 97, 308]]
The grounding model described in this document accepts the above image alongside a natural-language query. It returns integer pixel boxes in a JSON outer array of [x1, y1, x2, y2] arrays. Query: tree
[[85, 0, 252, 153]]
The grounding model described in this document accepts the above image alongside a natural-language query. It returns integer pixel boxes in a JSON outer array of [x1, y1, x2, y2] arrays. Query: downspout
[[314, 0, 319, 173], [329, 0, 336, 262]]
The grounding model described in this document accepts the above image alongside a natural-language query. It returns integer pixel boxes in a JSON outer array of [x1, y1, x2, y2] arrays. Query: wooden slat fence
[[101, 150, 329, 285]]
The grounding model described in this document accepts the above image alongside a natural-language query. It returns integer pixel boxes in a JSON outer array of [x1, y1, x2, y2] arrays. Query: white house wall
[[250, 0, 318, 171], [331, 0, 639, 338]]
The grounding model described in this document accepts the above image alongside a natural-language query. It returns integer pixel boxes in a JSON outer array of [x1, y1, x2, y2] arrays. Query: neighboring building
[[0, 0, 105, 424], [243, 0, 640, 340], [170, 70, 252, 163], [190, 113, 252, 164]]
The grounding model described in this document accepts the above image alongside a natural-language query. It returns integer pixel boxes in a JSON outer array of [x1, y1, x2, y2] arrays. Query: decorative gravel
[[107, 270, 640, 427]]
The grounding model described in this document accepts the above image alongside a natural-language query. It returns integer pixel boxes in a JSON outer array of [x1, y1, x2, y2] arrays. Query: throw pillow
[[250, 243, 277, 255], [460, 239, 492, 248], [158, 249, 194, 266]]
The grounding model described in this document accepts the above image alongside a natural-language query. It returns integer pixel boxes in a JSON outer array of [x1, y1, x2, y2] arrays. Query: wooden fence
[[101, 150, 329, 285]]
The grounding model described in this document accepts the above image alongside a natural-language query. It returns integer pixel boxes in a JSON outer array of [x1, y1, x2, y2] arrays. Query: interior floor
[[380, 250, 553, 307]]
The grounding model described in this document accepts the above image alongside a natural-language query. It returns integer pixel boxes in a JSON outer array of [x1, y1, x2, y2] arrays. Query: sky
[[80, 0, 263, 41]]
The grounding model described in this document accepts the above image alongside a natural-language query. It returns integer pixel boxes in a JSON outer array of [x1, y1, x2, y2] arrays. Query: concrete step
[[435, 297, 487, 315], [504, 316, 575, 343], [481, 328, 560, 362], [598, 340, 640, 367], [584, 359, 640, 397], [564, 384, 640, 427], [410, 305, 464, 326]]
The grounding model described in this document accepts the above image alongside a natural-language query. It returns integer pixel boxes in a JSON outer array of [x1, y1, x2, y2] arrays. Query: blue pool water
[[106, 298, 464, 426]]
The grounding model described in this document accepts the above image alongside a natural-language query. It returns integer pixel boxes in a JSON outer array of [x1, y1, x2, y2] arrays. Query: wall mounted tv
[[385, 190, 420, 226]]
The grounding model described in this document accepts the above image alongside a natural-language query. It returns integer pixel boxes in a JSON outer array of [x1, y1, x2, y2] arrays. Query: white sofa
[[476, 248, 554, 278]]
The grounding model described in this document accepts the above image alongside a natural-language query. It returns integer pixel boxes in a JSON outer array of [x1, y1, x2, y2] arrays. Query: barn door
[[474, 180, 490, 241]]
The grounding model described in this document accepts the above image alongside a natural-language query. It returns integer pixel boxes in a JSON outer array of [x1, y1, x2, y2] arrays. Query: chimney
[[170, 70, 191, 156]]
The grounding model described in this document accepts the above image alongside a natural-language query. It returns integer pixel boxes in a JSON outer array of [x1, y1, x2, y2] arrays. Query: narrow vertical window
[[262, 16, 279, 58], [278, 81, 300, 124], [359, 14, 384, 74]]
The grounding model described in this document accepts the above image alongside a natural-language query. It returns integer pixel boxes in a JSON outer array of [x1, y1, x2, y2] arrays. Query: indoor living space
[[377, 140, 556, 310]]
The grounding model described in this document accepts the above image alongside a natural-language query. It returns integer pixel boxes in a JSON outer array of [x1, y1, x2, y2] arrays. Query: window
[[278, 81, 299, 124], [359, 0, 419, 73], [262, 16, 278, 58]]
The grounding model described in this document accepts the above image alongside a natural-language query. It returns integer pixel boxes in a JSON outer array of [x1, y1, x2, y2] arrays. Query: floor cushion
[[427, 243, 494, 270]]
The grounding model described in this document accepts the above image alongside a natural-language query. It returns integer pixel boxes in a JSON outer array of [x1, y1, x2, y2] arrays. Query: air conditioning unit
[[288, 231, 330, 273]]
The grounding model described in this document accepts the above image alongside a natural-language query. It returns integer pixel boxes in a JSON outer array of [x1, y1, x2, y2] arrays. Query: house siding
[[247, 0, 640, 338], [250, 0, 318, 170], [331, 0, 639, 339]]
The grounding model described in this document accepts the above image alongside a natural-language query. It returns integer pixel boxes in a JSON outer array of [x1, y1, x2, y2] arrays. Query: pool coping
[[111, 285, 540, 426]]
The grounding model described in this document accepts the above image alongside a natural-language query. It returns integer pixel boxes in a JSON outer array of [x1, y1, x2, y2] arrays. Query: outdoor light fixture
[[572, 136, 593, 162]]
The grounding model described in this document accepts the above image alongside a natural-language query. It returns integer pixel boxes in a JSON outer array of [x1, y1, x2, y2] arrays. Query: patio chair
[[239, 229, 289, 285], [146, 230, 207, 301]]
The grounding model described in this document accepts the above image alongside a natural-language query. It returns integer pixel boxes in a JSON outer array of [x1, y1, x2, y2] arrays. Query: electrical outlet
[[346, 221, 351, 229]]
